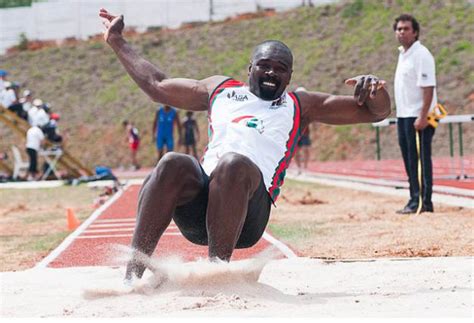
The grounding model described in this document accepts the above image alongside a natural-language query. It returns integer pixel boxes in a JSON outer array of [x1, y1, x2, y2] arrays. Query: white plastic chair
[[11, 145, 29, 180]]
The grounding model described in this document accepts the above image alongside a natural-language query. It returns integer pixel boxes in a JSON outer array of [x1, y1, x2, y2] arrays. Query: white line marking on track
[[89, 223, 136, 228], [95, 218, 136, 223], [84, 228, 135, 233], [84, 227, 179, 233], [263, 232, 297, 258], [76, 232, 182, 239]]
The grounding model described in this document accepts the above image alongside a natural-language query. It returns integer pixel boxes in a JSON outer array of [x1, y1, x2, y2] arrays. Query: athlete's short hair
[[252, 40, 293, 67]]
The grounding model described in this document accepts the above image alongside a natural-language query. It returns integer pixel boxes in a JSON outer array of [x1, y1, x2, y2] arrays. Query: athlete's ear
[[248, 61, 252, 76], [287, 70, 293, 86]]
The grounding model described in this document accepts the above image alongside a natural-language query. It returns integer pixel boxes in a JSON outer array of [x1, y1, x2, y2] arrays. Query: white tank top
[[201, 79, 301, 201]]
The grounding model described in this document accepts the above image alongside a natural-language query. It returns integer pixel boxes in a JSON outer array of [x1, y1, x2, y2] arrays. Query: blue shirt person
[[152, 105, 181, 161]]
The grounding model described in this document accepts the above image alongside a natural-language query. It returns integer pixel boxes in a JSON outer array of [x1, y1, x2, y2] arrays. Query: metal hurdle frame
[[372, 114, 474, 180]]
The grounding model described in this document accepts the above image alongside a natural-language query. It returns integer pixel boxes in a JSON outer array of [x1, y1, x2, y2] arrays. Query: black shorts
[[184, 133, 195, 146], [26, 148, 38, 173], [173, 165, 272, 248]]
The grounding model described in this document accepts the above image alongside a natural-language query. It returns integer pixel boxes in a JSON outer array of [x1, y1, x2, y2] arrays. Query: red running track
[[303, 156, 474, 190], [115, 156, 473, 190], [45, 185, 294, 268]]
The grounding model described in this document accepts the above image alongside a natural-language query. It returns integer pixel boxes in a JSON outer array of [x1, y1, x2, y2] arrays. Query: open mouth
[[259, 77, 280, 90], [261, 81, 277, 88], [258, 78, 281, 100]]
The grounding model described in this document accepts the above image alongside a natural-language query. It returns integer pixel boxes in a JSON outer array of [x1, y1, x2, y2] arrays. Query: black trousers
[[173, 165, 272, 249], [26, 148, 38, 174], [397, 117, 435, 209]]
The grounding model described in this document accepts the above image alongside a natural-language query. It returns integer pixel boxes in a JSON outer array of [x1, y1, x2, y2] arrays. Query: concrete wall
[[0, 0, 336, 54]]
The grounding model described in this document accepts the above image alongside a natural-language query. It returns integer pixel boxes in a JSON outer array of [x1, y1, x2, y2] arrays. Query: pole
[[448, 123, 455, 179], [458, 123, 465, 179], [375, 127, 381, 161], [448, 123, 454, 157], [209, 0, 214, 22]]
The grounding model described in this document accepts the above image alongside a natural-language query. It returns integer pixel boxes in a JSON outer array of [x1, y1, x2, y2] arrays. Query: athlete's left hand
[[345, 75, 386, 106]]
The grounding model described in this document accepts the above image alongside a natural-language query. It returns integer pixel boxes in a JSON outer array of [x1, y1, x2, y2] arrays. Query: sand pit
[[1, 255, 471, 317]]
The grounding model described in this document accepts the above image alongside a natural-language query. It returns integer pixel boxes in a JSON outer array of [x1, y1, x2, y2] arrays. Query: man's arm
[[414, 86, 434, 130], [298, 75, 391, 128], [99, 8, 225, 111]]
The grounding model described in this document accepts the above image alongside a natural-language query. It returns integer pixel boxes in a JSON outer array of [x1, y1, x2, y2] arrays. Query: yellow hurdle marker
[[415, 130, 423, 216], [427, 103, 448, 128]]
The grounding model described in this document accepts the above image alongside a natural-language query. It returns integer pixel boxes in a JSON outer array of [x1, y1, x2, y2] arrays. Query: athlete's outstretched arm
[[298, 75, 391, 128], [99, 8, 225, 111]]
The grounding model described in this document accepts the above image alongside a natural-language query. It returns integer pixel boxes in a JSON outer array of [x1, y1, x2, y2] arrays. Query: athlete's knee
[[151, 152, 192, 182], [213, 153, 260, 188]]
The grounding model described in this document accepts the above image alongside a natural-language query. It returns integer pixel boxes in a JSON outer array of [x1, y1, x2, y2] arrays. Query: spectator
[[393, 14, 437, 214], [28, 99, 50, 127], [25, 126, 45, 181], [2, 82, 24, 118], [42, 113, 63, 144], [19, 89, 33, 120], [0, 70, 8, 92], [122, 120, 140, 170], [295, 126, 311, 174], [182, 111, 200, 159], [152, 105, 181, 161]]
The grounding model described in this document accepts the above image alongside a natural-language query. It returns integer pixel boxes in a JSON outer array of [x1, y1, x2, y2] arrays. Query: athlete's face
[[248, 45, 293, 101]]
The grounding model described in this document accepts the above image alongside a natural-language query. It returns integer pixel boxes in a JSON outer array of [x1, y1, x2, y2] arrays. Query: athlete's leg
[[125, 152, 205, 279], [206, 152, 262, 261]]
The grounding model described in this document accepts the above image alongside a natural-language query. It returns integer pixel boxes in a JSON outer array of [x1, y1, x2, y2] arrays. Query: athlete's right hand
[[99, 8, 124, 43]]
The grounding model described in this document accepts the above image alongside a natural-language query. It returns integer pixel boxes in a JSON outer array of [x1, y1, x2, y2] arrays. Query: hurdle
[[372, 114, 474, 180]]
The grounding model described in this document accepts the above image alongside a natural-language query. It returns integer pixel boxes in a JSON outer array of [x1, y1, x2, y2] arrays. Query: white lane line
[[35, 184, 129, 269], [89, 223, 135, 228], [84, 227, 179, 234], [87, 223, 178, 229], [84, 228, 135, 233], [262, 232, 298, 258], [95, 218, 136, 223], [76, 232, 182, 239]]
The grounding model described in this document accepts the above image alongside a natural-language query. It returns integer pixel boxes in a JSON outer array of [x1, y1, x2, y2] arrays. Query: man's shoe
[[396, 205, 417, 214], [421, 205, 434, 212]]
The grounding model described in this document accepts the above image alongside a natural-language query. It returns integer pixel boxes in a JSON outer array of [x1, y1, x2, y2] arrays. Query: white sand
[[1, 255, 472, 317]]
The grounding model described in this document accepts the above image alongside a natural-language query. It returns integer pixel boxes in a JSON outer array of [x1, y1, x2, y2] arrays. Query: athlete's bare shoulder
[[201, 75, 232, 94]]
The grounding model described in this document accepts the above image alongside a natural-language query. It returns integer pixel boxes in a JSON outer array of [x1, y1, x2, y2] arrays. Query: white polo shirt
[[26, 126, 45, 151], [1, 88, 16, 107], [394, 40, 437, 118]]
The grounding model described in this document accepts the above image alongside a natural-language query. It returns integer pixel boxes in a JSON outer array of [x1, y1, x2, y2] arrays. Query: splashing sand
[[83, 245, 280, 299]]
